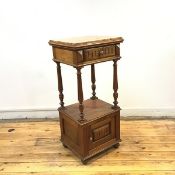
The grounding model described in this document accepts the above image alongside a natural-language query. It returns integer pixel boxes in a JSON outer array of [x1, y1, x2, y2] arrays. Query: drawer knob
[[90, 136, 93, 141]]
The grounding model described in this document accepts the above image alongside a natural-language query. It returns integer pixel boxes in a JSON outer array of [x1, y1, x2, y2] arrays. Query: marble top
[[49, 36, 123, 49]]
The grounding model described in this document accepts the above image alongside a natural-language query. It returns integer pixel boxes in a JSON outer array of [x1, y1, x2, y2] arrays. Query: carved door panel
[[89, 115, 115, 150]]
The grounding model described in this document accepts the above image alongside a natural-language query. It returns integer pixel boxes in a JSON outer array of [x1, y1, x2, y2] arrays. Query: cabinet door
[[89, 114, 115, 150]]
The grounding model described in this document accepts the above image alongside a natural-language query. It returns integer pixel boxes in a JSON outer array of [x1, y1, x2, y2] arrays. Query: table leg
[[56, 62, 64, 109], [112, 59, 119, 109], [76, 67, 85, 121], [90, 64, 98, 100]]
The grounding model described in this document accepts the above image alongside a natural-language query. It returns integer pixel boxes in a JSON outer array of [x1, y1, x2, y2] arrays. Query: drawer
[[84, 45, 118, 61], [89, 115, 115, 150]]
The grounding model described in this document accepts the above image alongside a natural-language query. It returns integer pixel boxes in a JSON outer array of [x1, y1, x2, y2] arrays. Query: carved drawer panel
[[84, 45, 116, 61]]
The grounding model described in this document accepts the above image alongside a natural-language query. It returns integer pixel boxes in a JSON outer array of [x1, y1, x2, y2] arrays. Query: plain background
[[0, 0, 175, 117]]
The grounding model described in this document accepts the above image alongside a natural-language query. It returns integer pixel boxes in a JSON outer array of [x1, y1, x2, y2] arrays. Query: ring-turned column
[[76, 67, 85, 121], [56, 62, 64, 109], [90, 64, 98, 100], [112, 59, 119, 109]]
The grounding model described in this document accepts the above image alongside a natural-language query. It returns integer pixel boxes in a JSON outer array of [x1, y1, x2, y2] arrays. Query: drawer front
[[84, 45, 117, 61], [89, 115, 115, 150]]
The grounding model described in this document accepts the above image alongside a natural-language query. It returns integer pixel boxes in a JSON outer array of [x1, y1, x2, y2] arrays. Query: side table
[[49, 36, 124, 164]]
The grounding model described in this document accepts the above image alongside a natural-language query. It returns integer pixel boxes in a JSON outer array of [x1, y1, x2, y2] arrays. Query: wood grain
[[0, 119, 174, 174]]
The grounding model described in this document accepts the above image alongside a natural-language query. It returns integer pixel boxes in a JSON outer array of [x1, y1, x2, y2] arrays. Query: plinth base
[[59, 99, 120, 164]]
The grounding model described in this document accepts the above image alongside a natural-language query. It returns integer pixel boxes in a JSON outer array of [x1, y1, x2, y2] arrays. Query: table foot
[[113, 143, 120, 148], [62, 143, 68, 148]]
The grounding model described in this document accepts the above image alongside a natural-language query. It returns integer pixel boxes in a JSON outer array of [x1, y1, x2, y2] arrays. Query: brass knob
[[90, 137, 93, 141]]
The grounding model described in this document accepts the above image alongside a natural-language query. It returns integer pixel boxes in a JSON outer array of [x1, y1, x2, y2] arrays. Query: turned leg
[[56, 62, 64, 109], [112, 59, 119, 109], [76, 67, 85, 122], [90, 64, 98, 100]]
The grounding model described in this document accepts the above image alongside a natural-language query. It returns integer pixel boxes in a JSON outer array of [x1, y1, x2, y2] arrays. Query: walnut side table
[[49, 36, 124, 164]]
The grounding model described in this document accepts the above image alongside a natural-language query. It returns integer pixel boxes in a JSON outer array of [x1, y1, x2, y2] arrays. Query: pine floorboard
[[0, 119, 175, 175]]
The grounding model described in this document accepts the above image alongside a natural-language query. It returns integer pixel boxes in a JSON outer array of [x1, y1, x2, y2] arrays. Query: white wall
[[0, 0, 175, 118]]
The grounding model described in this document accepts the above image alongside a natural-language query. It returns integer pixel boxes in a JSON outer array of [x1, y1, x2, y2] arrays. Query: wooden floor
[[0, 119, 175, 175]]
